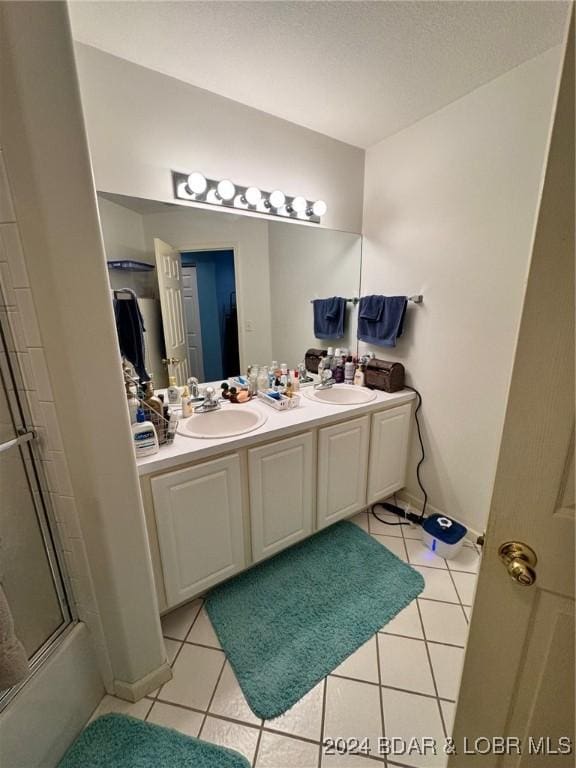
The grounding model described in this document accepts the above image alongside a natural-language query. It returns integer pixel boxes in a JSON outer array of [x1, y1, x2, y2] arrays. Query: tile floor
[[91, 508, 480, 767]]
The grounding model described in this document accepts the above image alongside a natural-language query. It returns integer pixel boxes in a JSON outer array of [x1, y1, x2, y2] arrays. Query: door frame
[[176, 241, 243, 375]]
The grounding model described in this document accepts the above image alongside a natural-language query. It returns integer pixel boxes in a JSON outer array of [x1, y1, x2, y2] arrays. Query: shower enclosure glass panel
[[0, 316, 73, 700]]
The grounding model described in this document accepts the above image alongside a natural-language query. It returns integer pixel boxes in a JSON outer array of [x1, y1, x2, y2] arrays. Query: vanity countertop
[[136, 387, 416, 477]]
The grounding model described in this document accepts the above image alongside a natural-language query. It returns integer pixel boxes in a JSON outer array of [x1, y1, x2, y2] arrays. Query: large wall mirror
[[98, 192, 362, 386]]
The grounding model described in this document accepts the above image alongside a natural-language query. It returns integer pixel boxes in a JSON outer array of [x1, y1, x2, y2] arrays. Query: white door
[[181, 266, 205, 381], [154, 237, 190, 385], [317, 415, 370, 529], [151, 454, 246, 606], [451, 19, 574, 765], [249, 432, 315, 562], [366, 404, 412, 505]]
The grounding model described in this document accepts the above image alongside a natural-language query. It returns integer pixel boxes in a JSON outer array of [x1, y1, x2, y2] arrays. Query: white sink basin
[[183, 407, 267, 439], [304, 384, 377, 405]]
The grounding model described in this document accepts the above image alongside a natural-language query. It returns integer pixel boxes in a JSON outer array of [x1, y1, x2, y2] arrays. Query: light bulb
[[186, 172, 207, 196], [268, 190, 286, 209], [291, 196, 307, 214], [217, 179, 236, 201], [311, 199, 327, 217], [244, 186, 261, 206]]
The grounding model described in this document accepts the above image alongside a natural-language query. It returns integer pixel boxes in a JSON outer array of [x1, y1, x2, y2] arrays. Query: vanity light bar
[[172, 171, 326, 223]]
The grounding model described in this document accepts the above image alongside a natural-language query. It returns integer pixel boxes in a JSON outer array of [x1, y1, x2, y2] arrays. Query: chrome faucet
[[315, 369, 334, 390], [194, 386, 221, 413]]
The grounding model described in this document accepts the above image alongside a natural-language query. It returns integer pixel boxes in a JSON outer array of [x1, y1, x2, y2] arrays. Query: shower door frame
[[0, 315, 76, 710]]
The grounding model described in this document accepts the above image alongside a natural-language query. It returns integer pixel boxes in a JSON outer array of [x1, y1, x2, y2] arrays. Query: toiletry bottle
[[354, 363, 366, 387], [127, 384, 140, 424], [285, 380, 294, 398], [166, 409, 178, 444], [269, 362, 278, 388], [132, 409, 159, 457], [143, 381, 164, 442], [167, 376, 180, 405], [249, 365, 259, 394], [292, 369, 300, 392], [345, 356, 355, 385], [334, 359, 345, 383], [326, 347, 334, 372], [181, 386, 194, 418], [280, 363, 288, 388], [258, 366, 269, 392]]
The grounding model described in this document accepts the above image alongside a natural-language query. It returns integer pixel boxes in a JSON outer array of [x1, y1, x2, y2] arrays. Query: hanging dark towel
[[113, 289, 151, 383], [357, 295, 408, 347], [312, 296, 346, 339]]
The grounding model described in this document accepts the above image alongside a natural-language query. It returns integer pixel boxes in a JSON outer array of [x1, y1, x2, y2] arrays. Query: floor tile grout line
[[142, 698, 155, 721], [197, 653, 228, 739], [374, 632, 388, 766], [378, 629, 465, 649], [181, 638, 223, 652], [262, 726, 321, 747], [444, 568, 471, 624], [149, 693, 331, 743], [318, 677, 327, 768], [418, 596, 468, 608], [156, 601, 205, 701], [415, 598, 448, 741], [251, 723, 265, 768], [328, 671, 456, 704]]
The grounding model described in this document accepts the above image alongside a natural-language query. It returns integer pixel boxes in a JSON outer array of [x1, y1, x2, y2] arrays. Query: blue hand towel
[[312, 297, 346, 339], [358, 294, 385, 321], [357, 295, 408, 347]]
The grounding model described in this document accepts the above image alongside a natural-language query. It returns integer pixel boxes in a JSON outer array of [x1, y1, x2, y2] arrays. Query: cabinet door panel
[[317, 415, 370, 529], [152, 454, 245, 606], [249, 433, 315, 562], [367, 404, 412, 504]]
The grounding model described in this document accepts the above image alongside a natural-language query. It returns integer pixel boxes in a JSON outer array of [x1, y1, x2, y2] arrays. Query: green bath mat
[[205, 520, 424, 719], [58, 713, 250, 768]]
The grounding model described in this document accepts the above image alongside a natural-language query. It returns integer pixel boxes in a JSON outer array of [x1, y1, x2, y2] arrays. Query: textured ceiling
[[69, 0, 568, 148]]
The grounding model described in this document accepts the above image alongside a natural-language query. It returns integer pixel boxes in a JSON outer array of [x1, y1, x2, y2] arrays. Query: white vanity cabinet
[[367, 403, 412, 504], [248, 432, 315, 562], [151, 453, 247, 606], [141, 392, 415, 611], [317, 415, 370, 529]]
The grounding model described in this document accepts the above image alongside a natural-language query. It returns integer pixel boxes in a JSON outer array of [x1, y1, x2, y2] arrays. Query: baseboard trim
[[395, 491, 482, 543], [113, 661, 172, 702]]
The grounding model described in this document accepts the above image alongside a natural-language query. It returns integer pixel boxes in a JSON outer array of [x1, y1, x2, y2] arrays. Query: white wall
[[141, 207, 273, 369], [268, 222, 362, 367], [98, 197, 156, 297], [361, 46, 563, 534], [74, 43, 365, 234]]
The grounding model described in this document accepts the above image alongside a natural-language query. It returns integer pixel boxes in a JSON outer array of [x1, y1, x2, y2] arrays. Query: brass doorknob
[[498, 542, 537, 587]]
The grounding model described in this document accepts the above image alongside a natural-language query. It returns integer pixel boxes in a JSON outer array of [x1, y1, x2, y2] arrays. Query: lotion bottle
[[132, 409, 159, 457], [167, 376, 180, 405]]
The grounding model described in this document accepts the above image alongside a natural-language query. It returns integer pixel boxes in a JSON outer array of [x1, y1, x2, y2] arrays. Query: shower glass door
[[0, 314, 73, 705]]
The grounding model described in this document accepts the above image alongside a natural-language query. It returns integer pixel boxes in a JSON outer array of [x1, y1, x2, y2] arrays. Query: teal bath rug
[[58, 713, 250, 768], [205, 520, 424, 719]]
